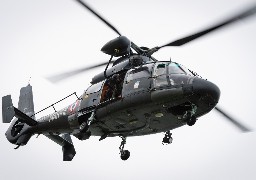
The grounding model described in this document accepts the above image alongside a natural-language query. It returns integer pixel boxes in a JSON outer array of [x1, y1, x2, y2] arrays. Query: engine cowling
[[101, 36, 131, 57]]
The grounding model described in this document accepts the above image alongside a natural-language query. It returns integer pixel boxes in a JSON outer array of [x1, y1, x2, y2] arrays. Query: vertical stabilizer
[[18, 84, 35, 118], [3, 84, 37, 146]]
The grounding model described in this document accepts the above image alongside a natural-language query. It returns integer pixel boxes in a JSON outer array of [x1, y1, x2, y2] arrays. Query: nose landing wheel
[[119, 136, 130, 160]]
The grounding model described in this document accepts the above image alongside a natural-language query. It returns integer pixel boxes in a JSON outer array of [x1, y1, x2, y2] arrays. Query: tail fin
[[2, 84, 36, 123], [18, 84, 35, 118], [3, 84, 37, 146]]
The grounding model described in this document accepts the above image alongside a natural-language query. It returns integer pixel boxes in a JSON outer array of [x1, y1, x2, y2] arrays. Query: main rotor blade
[[214, 106, 251, 132], [160, 4, 256, 48], [75, 0, 121, 36], [47, 61, 111, 83]]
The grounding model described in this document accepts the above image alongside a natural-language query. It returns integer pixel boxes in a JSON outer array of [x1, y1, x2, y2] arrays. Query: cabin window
[[100, 72, 126, 102], [80, 81, 104, 108], [86, 81, 104, 94]]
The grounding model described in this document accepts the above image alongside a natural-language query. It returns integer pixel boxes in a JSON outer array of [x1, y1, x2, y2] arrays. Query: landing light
[[155, 113, 164, 118]]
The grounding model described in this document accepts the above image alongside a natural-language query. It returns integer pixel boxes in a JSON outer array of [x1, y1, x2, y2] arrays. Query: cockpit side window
[[122, 65, 153, 97], [155, 63, 166, 76], [153, 63, 168, 87], [126, 66, 151, 83]]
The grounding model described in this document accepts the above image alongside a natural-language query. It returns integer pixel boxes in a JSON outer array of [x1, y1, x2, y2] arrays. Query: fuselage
[[32, 60, 220, 138]]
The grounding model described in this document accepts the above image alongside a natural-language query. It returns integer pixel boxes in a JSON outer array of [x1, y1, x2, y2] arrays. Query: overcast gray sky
[[1, 0, 256, 180]]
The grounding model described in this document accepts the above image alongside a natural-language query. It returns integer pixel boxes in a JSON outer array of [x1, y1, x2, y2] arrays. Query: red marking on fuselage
[[68, 100, 80, 114]]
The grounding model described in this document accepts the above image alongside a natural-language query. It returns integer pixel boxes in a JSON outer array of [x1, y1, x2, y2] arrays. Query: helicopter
[[2, 0, 256, 161]]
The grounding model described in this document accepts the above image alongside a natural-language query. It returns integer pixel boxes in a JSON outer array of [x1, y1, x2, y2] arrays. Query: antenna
[[28, 77, 31, 85]]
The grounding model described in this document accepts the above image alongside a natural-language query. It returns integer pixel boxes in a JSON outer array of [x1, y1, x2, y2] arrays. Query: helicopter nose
[[190, 78, 220, 107]]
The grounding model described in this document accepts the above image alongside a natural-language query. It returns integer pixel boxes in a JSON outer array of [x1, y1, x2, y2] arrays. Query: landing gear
[[119, 136, 130, 160], [162, 131, 173, 145]]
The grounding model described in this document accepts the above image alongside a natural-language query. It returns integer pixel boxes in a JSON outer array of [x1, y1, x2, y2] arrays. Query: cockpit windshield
[[179, 64, 194, 76], [168, 63, 186, 74], [153, 62, 194, 87], [154, 62, 191, 75]]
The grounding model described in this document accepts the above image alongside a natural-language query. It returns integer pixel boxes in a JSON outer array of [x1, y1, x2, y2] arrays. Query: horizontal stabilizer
[[13, 107, 38, 126], [2, 95, 15, 123]]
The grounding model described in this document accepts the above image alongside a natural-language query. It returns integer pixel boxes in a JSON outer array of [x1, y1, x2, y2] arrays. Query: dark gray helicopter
[[2, 0, 255, 161]]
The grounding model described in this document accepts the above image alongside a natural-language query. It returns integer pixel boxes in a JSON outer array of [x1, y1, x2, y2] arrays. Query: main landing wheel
[[163, 136, 173, 144], [120, 150, 130, 160], [119, 136, 130, 160], [162, 131, 173, 145]]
